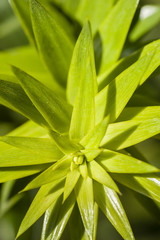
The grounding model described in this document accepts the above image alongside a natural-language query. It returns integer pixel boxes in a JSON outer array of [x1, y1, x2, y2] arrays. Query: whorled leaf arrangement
[[0, 0, 160, 239]]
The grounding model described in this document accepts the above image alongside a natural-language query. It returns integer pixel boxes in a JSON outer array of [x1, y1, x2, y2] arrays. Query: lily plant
[[0, 0, 160, 239]]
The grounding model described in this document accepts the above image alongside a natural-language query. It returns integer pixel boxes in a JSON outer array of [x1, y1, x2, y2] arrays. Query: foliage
[[0, 0, 160, 239]]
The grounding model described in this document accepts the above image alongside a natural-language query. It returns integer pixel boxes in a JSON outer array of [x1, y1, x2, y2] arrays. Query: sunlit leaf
[[94, 182, 134, 240], [69, 22, 97, 141], [41, 193, 75, 240], [0, 164, 49, 183], [63, 169, 80, 202], [96, 149, 159, 173], [101, 118, 160, 150], [0, 136, 63, 159], [30, 0, 74, 86], [49, 130, 83, 155], [88, 160, 120, 193], [95, 45, 160, 124], [12, 66, 72, 133], [0, 80, 48, 127], [16, 179, 64, 238], [23, 157, 71, 191], [95, 0, 139, 74], [75, 177, 94, 239], [112, 173, 160, 203]]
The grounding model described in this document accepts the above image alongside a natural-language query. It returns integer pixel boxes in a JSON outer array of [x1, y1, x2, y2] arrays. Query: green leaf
[[63, 169, 80, 202], [96, 149, 159, 173], [80, 117, 109, 149], [95, 0, 139, 74], [0, 145, 58, 167], [69, 22, 97, 141], [0, 136, 63, 160], [41, 193, 75, 240], [112, 173, 160, 203], [49, 131, 83, 155], [23, 157, 71, 191], [95, 45, 160, 124], [75, 177, 94, 240], [94, 182, 134, 240], [0, 164, 49, 183], [98, 39, 160, 90], [88, 160, 120, 193], [117, 106, 160, 122], [16, 179, 64, 238], [81, 149, 102, 162], [12, 66, 72, 133], [0, 80, 48, 127], [69, 203, 88, 240], [10, 0, 35, 45], [67, 21, 97, 106], [101, 118, 160, 150], [130, 6, 160, 42], [30, 0, 74, 86]]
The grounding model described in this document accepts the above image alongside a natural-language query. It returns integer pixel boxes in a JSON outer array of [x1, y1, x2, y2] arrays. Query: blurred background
[[0, 0, 160, 239]]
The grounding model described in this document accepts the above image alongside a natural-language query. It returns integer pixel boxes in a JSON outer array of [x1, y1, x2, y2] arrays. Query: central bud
[[73, 152, 85, 165]]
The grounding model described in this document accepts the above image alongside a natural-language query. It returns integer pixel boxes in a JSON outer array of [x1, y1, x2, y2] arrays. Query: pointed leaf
[[88, 160, 120, 193], [94, 182, 134, 240], [97, 149, 159, 173], [112, 173, 160, 203], [63, 169, 80, 202], [96, 46, 160, 124], [101, 118, 160, 150], [16, 179, 64, 238], [81, 149, 102, 162], [41, 193, 75, 240], [0, 80, 48, 127], [75, 177, 94, 240], [49, 131, 83, 155], [69, 22, 97, 142], [12, 66, 72, 133], [117, 106, 160, 122], [0, 136, 63, 159], [0, 164, 49, 183], [30, 0, 74, 86], [130, 7, 160, 42], [80, 117, 109, 148], [95, 0, 139, 74], [23, 157, 71, 191], [67, 21, 97, 106], [10, 0, 35, 45]]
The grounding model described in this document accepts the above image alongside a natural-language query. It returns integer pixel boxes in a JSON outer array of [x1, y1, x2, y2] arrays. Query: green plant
[[0, 0, 160, 239]]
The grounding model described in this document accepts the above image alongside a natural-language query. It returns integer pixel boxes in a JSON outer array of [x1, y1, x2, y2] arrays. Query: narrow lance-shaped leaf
[[117, 106, 160, 122], [0, 80, 48, 128], [95, 43, 160, 124], [0, 164, 49, 183], [63, 169, 80, 202], [94, 182, 135, 240], [88, 160, 120, 193], [22, 157, 71, 191], [69, 21, 97, 141], [101, 118, 160, 150], [30, 0, 74, 86], [75, 177, 94, 240], [49, 130, 83, 155], [41, 193, 76, 240], [130, 7, 160, 42], [67, 20, 97, 105], [0, 136, 63, 159], [111, 173, 160, 203], [16, 179, 64, 239], [12, 66, 72, 133], [10, 0, 35, 45], [96, 149, 159, 173], [94, 0, 139, 74]]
